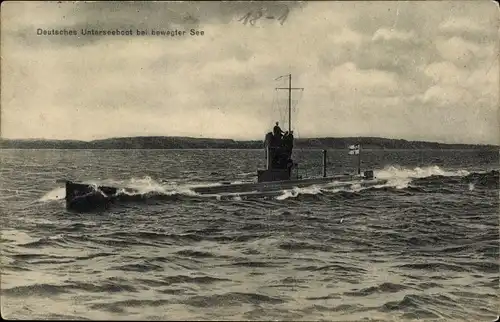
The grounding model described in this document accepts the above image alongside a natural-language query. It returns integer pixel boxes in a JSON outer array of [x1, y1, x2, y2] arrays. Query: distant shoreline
[[0, 136, 497, 150]]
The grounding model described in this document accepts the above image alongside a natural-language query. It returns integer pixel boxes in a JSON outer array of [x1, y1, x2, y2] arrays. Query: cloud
[[439, 16, 498, 43], [327, 62, 401, 97], [424, 61, 463, 85], [435, 36, 493, 66], [372, 28, 415, 42], [422, 85, 473, 108], [1, 1, 498, 144]]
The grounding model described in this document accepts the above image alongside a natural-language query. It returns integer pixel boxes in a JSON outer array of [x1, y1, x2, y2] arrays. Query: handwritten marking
[[239, 6, 289, 26]]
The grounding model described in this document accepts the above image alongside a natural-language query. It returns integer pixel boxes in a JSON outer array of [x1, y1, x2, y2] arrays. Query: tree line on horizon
[[0, 136, 496, 150]]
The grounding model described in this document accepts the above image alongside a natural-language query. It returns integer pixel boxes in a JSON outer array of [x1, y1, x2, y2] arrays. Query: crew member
[[273, 122, 284, 138]]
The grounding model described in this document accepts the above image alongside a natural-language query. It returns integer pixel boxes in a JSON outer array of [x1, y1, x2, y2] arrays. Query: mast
[[288, 74, 292, 132], [358, 144, 361, 175], [276, 74, 303, 133]]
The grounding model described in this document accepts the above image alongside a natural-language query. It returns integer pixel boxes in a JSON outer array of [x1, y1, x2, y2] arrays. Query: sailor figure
[[273, 122, 284, 138]]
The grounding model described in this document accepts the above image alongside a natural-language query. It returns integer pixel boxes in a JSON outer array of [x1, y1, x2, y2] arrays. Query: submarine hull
[[63, 172, 386, 212]]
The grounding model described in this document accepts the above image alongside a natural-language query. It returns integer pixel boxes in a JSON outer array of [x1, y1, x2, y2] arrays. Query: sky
[[1, 1, 499, 144]]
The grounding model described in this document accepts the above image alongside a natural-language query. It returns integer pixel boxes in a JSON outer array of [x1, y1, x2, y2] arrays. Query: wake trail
[[274, 165, 474, 200], [39, 166, 480, 202]]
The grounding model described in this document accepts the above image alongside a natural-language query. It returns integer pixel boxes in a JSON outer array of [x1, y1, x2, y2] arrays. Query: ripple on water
[[181, 292, 285, 308], [343, 282, 411, 296], [1, 150, 498, 320], [89, 299, 173, 313]]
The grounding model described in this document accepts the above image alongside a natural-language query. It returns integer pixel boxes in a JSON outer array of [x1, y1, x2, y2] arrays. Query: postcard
[[1, 1, 498, 321]]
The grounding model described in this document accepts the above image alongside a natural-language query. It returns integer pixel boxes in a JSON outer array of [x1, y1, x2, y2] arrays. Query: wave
[[89, 299, 172, 313], [40, 187, 66, 201], [175, 249, 216, 258], [462, 170, 499, 188], [110, 262, 164, 273], [380, 294, 447, 319], [39, 176, 205, 202], [344, 282, 409, 296], [3, 280, 138, 297], [17, 234, 71, 248], [373, 165, 470, 190], [278, 240, 333, 252], [395, 262, 472, 273], [274, 167, 497, 200], [181, 292, 285, 307], [297, 263, 367, 274], [38, 167, 497, 204], [376, 165, 471, 180]]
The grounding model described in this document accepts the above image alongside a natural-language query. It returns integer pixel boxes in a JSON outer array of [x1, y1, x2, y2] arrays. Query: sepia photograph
[[1, 0, 499, 320]]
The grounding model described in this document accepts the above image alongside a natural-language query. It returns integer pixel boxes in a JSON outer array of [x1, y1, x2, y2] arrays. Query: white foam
[[41, 166, 474, 202], [121, 177, 202, 197], [39, 176, 203, 202], [274, 165, 472, 200], [39, 187, 66, 201], [275, 189, 299, 200], [349, 183, 363, 192], [274, 185, 324, 200], [374, 165, 470, 190], [375, 165, 470, 180]]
